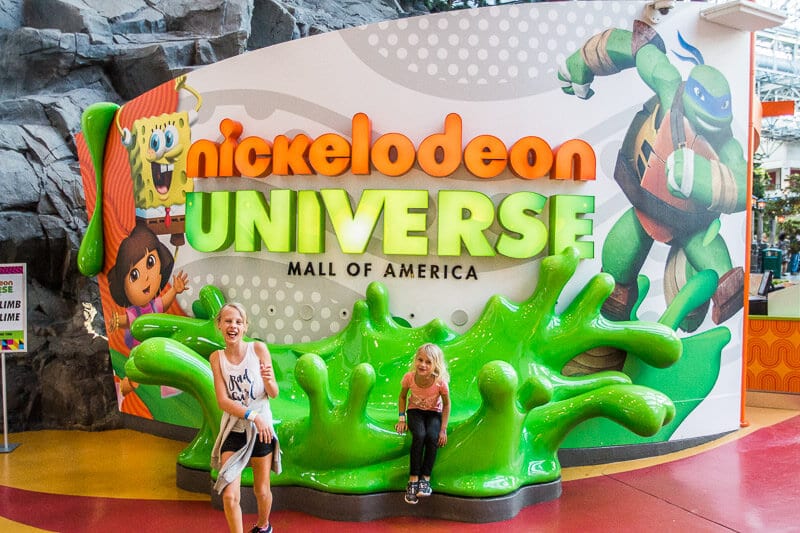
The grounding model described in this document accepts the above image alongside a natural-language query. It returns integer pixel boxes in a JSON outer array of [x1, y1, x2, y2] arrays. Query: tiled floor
[[1, 406, 798, 532]]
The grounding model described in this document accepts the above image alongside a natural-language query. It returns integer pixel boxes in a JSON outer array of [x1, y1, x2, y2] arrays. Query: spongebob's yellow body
[[127, 111, 193, 243], [119, 75, 202, 247]]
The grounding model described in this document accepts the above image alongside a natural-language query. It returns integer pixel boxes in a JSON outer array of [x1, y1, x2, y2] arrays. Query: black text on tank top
[[228, 368, 257, 402]]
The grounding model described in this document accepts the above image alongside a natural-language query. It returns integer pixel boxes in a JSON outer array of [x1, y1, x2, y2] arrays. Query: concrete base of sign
[[210, 480, 562, 523], [177, 464, 561, 522], [558, 430, 734, 467], [176, 463, 211, 495]]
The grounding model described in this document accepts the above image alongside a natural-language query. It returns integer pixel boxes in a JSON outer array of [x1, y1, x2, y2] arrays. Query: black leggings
[[407, 409, 442, 478]]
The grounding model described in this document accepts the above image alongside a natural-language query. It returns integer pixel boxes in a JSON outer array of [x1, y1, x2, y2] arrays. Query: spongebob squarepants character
[[116, 75, 202, 247], [558, 21, 745, 331]]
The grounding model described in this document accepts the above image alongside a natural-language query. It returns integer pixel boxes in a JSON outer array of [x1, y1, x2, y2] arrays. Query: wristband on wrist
[[245, 409, 257, 421], [398, 412, 405, 420]]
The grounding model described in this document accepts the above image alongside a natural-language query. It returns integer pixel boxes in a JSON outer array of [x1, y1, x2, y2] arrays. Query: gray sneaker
[[404, 481, 419, 504]]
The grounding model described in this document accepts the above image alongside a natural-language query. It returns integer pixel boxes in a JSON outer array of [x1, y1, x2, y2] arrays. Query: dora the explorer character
[[107, 222, 188, 349]]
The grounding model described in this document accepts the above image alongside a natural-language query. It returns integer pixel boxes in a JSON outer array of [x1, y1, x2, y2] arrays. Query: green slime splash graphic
[[120, 247, 730, 497], [77, 102, 120, 277], [560, 270, 730, 448]]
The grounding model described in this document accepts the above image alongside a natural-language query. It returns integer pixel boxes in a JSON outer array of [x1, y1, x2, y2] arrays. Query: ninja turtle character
[[116, 75, 202, 248], [558, 21, 745, 331]]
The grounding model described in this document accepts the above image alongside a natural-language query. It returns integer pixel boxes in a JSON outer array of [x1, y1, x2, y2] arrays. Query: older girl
[[210, 303, 279, 533]]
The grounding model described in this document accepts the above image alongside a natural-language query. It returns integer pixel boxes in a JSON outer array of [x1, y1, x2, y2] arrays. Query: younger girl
[[395, 343, 450, 504], [210, 303, 279, 533]]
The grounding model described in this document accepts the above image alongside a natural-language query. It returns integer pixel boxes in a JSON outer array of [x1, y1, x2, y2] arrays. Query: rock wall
[[0, 0, 419, 432]]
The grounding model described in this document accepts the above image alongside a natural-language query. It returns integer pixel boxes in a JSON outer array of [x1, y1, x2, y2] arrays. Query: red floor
[[2, 414, 799, 532]]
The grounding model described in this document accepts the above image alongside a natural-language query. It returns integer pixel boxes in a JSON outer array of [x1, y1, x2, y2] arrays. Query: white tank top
[[218, 342, 270, 431]]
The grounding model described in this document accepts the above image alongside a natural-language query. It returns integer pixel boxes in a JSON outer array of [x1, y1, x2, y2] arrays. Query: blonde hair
[[413, 343, 450, 384], [215, 302, 248, 329]]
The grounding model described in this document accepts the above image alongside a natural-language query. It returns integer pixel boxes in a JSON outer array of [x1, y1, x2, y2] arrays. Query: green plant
[[783, 219, 800, 254], [752, 164, 768, 200], [765, 174, 800, 220]]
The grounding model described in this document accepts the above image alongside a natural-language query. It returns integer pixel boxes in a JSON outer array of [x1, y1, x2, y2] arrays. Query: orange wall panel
[[746, 318, 800, 393]]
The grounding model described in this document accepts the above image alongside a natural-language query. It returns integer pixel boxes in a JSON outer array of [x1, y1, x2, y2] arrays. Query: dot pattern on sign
[[345, 2, 640, 100], [178, 259, 365, 345], [451, 309, 469, 327]]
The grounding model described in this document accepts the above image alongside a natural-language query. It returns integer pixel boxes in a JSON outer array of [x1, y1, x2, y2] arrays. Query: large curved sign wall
[[76, 1, 749, 492]]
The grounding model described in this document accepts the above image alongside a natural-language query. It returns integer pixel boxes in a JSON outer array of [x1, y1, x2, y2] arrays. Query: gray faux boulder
[[0, 0, 419, 432]]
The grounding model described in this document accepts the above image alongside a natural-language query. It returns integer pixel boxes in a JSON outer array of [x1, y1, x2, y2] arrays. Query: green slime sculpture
[[119, 247, 731, 497]]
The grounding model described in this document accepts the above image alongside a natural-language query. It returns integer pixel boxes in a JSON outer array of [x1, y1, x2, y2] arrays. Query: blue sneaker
[[250, 524, 272, 533], [417, 478, 432, 497]]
